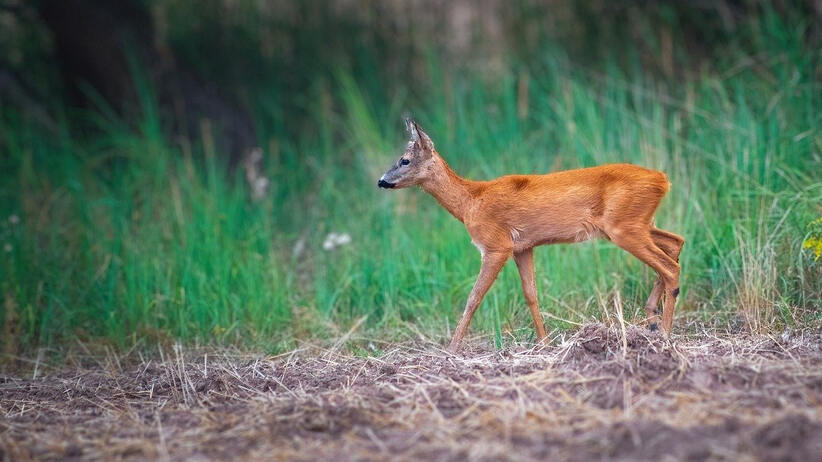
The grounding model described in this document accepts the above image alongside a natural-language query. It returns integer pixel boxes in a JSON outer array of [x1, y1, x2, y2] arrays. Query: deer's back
[[465, 163, 670, 249]]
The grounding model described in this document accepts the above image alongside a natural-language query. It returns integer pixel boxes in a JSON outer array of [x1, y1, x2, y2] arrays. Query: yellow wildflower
[[803, 217, 822, 261]]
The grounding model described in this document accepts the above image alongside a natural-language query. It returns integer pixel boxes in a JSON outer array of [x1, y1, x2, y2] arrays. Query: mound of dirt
[[2, 323, 822, 461]]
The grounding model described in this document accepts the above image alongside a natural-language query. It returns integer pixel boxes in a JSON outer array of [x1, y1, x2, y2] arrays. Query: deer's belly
[[513, 220, 605, 251]]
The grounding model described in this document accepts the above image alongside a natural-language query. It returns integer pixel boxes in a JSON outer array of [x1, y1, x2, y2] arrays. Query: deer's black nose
[[378, 179, 395, 189]]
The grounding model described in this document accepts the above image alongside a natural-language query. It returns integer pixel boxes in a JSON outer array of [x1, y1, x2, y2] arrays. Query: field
[[1, 2, 822, 460], [3, 322, 822, 461], [3, 37, 820, 352]]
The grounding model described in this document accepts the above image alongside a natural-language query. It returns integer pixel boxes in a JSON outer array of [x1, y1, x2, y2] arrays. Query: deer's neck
[[421, 156, 476, 223]]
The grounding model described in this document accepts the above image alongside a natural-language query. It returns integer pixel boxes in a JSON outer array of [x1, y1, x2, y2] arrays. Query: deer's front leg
[[448, 250, 510, 352], [513, 248, 548, 343]]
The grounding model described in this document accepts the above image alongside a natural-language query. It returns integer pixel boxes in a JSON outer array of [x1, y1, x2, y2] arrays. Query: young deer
[[379, 119, 684, 352]]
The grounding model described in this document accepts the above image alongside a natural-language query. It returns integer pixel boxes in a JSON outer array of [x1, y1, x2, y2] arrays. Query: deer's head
[[378, 119, 436, 189]]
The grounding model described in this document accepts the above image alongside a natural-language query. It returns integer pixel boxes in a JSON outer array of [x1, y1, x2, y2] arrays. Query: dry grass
[[2, 323, 822, 461]]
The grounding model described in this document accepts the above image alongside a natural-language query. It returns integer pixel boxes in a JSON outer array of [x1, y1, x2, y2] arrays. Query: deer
[[378, 119, 684, 352]]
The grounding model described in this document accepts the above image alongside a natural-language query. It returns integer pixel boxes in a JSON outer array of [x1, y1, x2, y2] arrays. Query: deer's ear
[[409, 119, 434, 151], [405, 117, 415, 136]]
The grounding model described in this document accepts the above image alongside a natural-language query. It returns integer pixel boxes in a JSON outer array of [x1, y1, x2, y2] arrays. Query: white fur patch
[[471, 240, 485, 257]]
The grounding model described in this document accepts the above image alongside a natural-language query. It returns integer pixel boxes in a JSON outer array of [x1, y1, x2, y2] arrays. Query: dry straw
[[2, 323, 821, 461]]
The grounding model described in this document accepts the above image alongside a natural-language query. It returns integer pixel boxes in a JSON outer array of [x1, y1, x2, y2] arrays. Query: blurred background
[[1, 0, 820, 354]]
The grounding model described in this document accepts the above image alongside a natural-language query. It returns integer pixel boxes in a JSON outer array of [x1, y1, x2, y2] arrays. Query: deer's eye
[[400, 158, 410, 166]]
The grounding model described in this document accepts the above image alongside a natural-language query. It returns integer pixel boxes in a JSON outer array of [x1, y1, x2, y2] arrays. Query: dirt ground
[[2, 323, 822, 461]]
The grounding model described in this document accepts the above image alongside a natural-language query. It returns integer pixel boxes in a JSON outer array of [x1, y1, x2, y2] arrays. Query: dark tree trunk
[[36, 0, 256, 164]]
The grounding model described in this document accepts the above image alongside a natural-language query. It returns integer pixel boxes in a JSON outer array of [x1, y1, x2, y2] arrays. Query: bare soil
[[2, 323, 822, 461]]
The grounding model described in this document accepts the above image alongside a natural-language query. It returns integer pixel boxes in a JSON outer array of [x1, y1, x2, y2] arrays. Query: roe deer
[[378, 119, 684, 352]]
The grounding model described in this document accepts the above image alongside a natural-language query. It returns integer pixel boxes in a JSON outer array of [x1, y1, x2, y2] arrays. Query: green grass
[[1, 10, 821, 354]]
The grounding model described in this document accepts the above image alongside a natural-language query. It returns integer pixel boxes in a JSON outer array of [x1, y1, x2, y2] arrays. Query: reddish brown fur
[[379, 121, 684, 351]]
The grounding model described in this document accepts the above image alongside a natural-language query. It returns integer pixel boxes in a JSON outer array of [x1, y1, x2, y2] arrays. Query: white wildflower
[[322, 232, 352, 251], [9, 215, 19, 225], [3, 243, 11, 253]]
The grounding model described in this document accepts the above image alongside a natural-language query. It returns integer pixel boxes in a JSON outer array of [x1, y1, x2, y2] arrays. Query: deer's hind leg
[[611, 229, 681, 334], [643, 227, 684, 330]]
